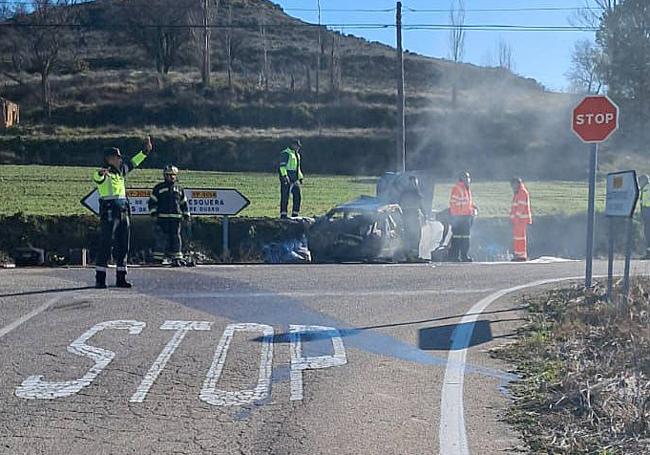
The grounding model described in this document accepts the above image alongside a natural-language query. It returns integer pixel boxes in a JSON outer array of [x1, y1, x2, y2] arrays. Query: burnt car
[[308, 196, 408, 263]]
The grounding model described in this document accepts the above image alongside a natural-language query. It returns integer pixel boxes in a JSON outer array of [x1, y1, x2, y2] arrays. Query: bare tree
[[572, 0, 620, 27], [225, 4, 243, 92], [122, 0, 194, 88], [448, 0, 465, 107], [566, 39, 605, 94], [448, 0, 465, 64], [189, 0, 220, 87], [497, 38, 514, 71], [258, 10, 269, 91], [329, 32, 341, 94], [3, 0, 79, 117]]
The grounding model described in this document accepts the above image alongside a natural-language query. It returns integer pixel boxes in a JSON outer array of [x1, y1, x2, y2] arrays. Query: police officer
[[148, 165, 190, 266], [278, 139, 304, 219], [400, 176, 426, 259], [93, 136, 153, 289], [639, 174, 650, 259]]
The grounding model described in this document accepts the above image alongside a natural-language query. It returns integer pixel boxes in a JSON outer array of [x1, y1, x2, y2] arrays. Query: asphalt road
[[0, 260, 647, 455]]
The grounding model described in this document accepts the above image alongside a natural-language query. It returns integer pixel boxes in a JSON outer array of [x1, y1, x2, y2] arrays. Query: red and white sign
[[572, 95, 620, 143]]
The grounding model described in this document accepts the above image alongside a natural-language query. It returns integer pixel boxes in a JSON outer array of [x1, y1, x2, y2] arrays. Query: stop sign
[[572, 95, 620, 143]]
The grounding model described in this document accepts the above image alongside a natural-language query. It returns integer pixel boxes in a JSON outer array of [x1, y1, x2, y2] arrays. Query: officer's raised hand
[[98, 167, 109, 176], [143, 135, 153, 155]]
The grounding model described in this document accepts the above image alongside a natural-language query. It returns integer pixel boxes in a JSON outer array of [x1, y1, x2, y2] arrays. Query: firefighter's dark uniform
[[279, 146, 303, 218], [400, 185, 425, 258], [148, 182, 190, 262], [93, 149, 148, 288]]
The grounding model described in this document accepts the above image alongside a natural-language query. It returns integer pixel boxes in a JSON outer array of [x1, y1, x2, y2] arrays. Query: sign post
[[82, 187, 250, 258], [572, 95, 620, 288], [605, 170, 639, 302]]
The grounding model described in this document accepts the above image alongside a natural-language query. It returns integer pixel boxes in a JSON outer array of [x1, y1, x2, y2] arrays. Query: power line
[[406, 6, 598, 14], [0, 2, 601, 15], [0, 21, 599, 32], [285, 6, 599, 14]]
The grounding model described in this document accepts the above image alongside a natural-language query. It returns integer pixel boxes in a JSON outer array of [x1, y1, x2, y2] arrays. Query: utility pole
[[316, 0, 321, 96], [202, 0, 211, 86], [396, 1, 406, 173]]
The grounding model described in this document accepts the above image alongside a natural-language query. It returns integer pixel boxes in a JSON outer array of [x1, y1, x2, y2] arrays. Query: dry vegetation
[[495, 282, 650, 454]]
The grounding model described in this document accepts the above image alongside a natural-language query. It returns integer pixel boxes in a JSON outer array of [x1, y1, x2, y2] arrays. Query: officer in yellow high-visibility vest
[[278, 139, 304, 218], [639, 174, 650, 259], [93, 136, 153, 288]]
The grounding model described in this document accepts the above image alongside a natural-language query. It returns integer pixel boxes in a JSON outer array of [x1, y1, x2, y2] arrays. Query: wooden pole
[[396, 1, 406, 173]]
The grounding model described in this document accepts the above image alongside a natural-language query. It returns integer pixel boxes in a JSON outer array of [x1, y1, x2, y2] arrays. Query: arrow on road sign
[[81, 188, 250, 217]]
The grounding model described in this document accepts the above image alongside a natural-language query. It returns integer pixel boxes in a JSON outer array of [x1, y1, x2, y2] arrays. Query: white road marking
[[438, 276, 583, 455], [130, 320, 212, 403], [289, 325, 347, 401], [199, 323, 274, 406], [0, 296, 62, 340], [162, 289, 494, 300], [16, 320, 145, 400]]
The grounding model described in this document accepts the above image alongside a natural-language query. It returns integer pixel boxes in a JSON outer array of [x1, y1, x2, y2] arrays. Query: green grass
[[0, 165, 605, 217], [432, 181, 606, 218]]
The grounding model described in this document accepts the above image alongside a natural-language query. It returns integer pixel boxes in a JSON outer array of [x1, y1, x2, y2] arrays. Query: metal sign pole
[[222, 216, 230, 258], [585, 142, 598, 288], [623, 216, 634, 303], [607, 216, 614, 301]]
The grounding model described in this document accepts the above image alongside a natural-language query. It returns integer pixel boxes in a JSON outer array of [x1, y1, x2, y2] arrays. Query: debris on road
[[262, 236, 312, 264]]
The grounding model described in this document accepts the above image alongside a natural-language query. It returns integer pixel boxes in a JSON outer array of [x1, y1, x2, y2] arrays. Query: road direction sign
[[81, 188, 250, 217], [572, 95, 620, 143], [606, 170, 639, 218], [605, 170, 639, 303]]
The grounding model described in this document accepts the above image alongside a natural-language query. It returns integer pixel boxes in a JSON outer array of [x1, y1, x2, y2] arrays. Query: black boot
[[95, 271, 107, 289], [116, 271, 132, 288]]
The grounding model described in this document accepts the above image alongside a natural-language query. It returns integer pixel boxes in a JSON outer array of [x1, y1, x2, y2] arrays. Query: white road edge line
[[0, 296, 63, 340], [438, 276, 583, 455]]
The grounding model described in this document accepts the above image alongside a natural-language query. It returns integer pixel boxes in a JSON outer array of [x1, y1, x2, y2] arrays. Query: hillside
[[0, 0, 595, 179]]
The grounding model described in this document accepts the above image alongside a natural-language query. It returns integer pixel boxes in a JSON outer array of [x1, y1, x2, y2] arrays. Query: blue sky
[[273, 0, 598, 91]]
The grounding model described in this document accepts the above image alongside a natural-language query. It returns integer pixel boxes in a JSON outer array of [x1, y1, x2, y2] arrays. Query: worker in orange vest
[[448, 171, 478, 262], [510, 177, 532, 261]]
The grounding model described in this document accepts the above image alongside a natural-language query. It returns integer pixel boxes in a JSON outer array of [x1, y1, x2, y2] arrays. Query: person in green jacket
[[93, 136, 153, 288], [278, 139, 304, 218], [639, 174, 650, 259]]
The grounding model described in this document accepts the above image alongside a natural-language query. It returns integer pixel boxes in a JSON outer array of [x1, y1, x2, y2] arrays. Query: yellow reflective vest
[[278, 148, 303, 181], [641, 185, 650, 209], [92, 151, 147, 201]]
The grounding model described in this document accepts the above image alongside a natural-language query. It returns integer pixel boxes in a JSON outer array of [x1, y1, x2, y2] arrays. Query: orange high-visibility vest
[[449, 181, 475, 216], [510, 184, 532, 224]]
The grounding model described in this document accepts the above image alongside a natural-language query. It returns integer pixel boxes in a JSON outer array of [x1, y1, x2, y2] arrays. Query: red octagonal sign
[[572, 95, 620, 143]]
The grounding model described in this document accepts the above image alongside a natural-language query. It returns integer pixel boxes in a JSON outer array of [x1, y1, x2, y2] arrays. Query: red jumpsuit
[[510, 183, 532, 260]]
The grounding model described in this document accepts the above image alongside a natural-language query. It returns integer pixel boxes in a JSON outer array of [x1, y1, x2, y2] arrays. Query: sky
[[273, 0, 598, 91]]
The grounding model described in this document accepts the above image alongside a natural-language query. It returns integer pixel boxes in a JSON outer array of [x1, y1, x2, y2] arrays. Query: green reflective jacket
[[92, 151, 147, 200], [641, 185, 650, 208], [278, 148, 303, 181]]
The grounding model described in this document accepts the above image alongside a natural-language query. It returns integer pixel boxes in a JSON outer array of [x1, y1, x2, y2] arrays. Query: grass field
[[0, 165, 605, 218]]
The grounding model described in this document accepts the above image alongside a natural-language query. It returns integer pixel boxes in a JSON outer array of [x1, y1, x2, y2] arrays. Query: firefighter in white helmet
[[148, 165, 190, 266]]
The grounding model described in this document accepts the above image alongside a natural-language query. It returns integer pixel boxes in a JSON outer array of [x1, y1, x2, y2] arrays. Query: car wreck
[[309, 197, 407, 262], [309, 173, 451, 263]]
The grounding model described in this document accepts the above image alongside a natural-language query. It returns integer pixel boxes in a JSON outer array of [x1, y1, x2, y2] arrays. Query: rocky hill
[[0, 0, 591, 179]]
